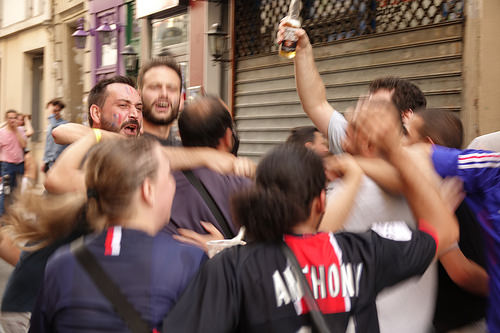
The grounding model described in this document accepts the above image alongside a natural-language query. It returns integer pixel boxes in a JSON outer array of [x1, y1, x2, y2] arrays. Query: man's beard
[[143, 102, 179, 126], [99, 117, 140, 137]]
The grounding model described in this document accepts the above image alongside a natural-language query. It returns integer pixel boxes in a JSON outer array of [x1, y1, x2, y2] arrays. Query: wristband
[[93, 128, 102, 143], [439, 242, 459, 257]]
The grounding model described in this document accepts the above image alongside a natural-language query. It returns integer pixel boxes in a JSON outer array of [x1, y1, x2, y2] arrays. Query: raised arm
[[52, 123, 92, 145], [277, 22, 334, 137], [23, 116, 34, 138]]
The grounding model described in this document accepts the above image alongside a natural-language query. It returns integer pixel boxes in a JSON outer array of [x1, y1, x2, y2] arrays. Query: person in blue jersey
[[9, 136, 206, 332], [430, 144, 500, 332]]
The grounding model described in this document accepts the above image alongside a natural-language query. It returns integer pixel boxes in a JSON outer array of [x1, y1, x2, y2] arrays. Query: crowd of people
[[0, 21, 498, 333]]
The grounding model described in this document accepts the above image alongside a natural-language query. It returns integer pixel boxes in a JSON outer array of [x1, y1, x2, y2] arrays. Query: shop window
[[151, 13, 188, 56]]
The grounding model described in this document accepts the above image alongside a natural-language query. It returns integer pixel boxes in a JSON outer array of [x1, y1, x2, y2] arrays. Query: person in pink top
[[0, 110, 27, 216]]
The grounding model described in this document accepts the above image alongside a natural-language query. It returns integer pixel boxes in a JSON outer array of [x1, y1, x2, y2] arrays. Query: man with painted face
[[87, 76, 142, 137], [137, 57, 183, 146]]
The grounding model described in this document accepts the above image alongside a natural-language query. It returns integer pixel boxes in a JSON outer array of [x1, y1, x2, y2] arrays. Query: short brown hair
[[415, 108, 463, 149], [137, 57, 182, 91], [5, 109, 17, 119], [369, 77, 427, 114]]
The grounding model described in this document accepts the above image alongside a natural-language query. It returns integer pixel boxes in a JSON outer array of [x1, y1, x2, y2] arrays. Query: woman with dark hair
[[7, 137, 206, 332], [164, 109, 459, 333]]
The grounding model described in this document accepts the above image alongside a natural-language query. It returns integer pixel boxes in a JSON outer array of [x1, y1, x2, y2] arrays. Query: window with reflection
[[151, 13, 188, 56]]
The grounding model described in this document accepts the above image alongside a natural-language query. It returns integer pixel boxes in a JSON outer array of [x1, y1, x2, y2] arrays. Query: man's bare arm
[[52, 123, 92, 145], [319, 154, 363, 232], [277, 23, 334, 137], [439, 247, 489, 296], [163, 147, 255, 178], [45, 130, 119, 194]]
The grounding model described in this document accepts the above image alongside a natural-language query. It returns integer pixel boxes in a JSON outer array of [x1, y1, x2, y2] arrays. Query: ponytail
[[3, 190, 86, 250]]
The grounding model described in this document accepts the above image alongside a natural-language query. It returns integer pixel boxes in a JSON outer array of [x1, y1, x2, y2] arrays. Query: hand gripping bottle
[[279, 0, 301, 59]]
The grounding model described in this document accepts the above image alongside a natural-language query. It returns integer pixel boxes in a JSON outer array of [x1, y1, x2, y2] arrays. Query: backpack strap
[[71, 237, 152, 333], [183, 170, 235, 238], [280, 242, 331, 333]]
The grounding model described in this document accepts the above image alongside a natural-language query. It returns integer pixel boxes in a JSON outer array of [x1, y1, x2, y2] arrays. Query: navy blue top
[[164, 167, 251, 237], [29, 227, 206, 332]]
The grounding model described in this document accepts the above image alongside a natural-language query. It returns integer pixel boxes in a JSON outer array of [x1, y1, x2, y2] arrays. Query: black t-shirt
[[164, 226, 436, 332], [433, 202, 487, 332], [142, 131, 181, 147]]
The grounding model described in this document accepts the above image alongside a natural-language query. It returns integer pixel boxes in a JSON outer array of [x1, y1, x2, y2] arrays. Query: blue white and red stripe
[[458, 152, 500, 169], [104, 226, 122, 256]]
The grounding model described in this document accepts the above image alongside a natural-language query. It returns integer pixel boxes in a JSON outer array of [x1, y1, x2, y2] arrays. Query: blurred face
[[342, 89, 394, 156], [308, 132, 329, 157], [141, 66, 182, 126], [152, 145, 176, 228], [6, 112, 18, 129], [17, 115, 24, 127], [52, 105, 63, 119], [95, 83, 143, 137]]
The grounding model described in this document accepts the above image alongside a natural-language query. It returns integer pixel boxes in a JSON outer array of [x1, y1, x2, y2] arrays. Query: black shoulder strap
[[280, 242, 331, 333], [183, 170, 235, 239], [70, 237, 152, 333]]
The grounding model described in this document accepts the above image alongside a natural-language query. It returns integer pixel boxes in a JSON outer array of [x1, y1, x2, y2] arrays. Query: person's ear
[[314, 189, 326, 215], [89, 105, 102, 127], [401, 109, 414, 125], [218, 128, 233, 152], [305, 141, 313, 150], [141, 177, 154, 207], [179, 93, 185, 111]]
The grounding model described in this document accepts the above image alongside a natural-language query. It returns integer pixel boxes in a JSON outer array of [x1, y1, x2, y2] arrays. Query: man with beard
[[137, 57, 183, 146], [87, 76, 142, 137], [52, 58, 182, 146], [43, 76, 142, 193]]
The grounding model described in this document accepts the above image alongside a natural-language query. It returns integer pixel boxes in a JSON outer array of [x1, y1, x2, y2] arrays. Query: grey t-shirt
[[326, 109, 437, 333]]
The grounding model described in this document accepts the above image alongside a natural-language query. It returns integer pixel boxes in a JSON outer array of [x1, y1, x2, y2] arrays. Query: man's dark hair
[[46, 99, 66, 110], [369, 77, 427, 114], [87, 76, 136, 127], [286, 126, 320, 147], [137, 57, 182, 92], [415, 108, 463, 149], [178, 96, 233, 148], [231, 144, 325, 242]]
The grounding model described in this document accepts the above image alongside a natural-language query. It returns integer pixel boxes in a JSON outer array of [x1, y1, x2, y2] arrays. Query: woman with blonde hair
[[6, 136, 206, 332]]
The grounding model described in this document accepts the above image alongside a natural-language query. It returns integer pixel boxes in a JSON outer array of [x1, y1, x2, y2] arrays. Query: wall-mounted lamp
[[121, 44, 139, 76], [72, 18, 118, 50], [207, 23, 230, 62]]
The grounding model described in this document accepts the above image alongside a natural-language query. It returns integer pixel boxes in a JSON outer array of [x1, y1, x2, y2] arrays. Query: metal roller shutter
[[234, 9, 463, 161]]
